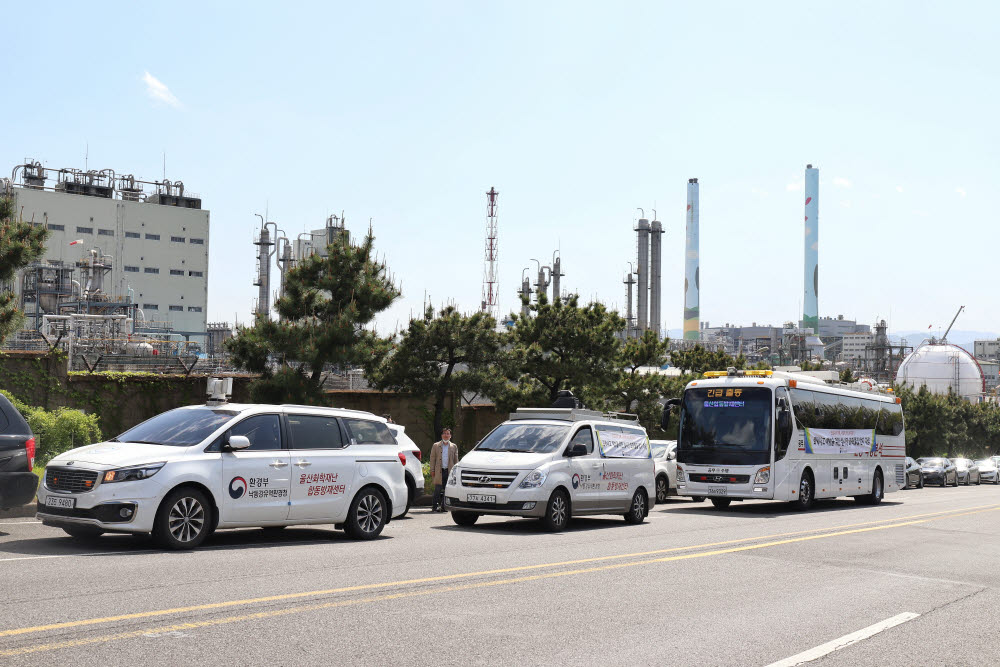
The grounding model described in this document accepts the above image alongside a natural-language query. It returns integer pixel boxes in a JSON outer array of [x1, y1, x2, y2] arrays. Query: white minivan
[[444, 408, 655, 531], [36, 403, 408, 549]]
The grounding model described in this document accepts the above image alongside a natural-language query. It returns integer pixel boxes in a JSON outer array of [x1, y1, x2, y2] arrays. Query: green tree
[[839, 367, 855, 384], [588, 330, 673, 436], [365, 305, 502, 442], [492, 293, 624, 410], [0, 195, 49, 343], [226, 232, 399, 404]]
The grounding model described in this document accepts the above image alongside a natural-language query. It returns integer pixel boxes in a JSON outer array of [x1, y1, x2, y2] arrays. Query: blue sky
[[3, 1, 997, 336]]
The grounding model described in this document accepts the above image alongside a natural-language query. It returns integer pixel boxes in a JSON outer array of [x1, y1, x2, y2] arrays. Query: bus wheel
[[710, 498, 731, 510], [857, 471, 884, 505], [792, 470, 815, 511]]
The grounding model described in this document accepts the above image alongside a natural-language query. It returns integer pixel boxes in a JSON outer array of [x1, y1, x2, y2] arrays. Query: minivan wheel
[[451, 511, 480, 527], [399, 478, 415, 518], [625, 489, 648, 524], [345, 487, 388, 540], [154, 488, 212, 550], [540, 489, 570, 532], [792, 470, 815, 511], [655, 476, 670, 503], [62, 526, 104, 540]]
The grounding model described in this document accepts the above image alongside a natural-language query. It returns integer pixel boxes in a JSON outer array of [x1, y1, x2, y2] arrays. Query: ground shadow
[[658, 498, 904, 519], [432, 515, 631, 536]]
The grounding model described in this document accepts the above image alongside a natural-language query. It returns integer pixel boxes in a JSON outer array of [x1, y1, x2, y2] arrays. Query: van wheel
[[399, 477, 415, 518], [792, 470, 815, 511], [624, 489, 648, 524], [154, 488, 212, 550], [857, 471, 884, 505], [690, 496, 705, 503], [655, 476, 669, 503], [345, 487, 388, 540], [710, 498, 731, 510], [451, 511, 480, 527], [540, 489, 570, 532], [62, 526, 104, 540]]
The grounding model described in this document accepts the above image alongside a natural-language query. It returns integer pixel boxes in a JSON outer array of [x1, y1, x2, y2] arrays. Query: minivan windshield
[[678, 387, 772, 466], [475, 423, 570, 454], [117, 408, 238, 447]]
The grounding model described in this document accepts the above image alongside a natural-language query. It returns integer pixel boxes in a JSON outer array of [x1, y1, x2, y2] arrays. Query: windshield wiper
[[107, 437, 121, 442], [476, 447, 497, 451], [126, 440, 166, 446]]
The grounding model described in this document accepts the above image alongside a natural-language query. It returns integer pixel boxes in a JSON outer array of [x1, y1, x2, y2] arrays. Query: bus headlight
[[754, 466, 770, 484]]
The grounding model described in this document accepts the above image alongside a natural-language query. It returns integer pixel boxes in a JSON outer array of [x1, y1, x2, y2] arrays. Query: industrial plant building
[[3, 161, 209, 339]]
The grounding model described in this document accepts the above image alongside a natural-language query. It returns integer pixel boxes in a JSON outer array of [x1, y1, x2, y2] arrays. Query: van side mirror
[[225, 435, 251, 451], [565, 444, 588, 458], [661, 398, 681, 431]]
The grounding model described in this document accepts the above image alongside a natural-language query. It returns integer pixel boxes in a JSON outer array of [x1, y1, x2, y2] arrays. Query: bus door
[[773, 387, 793, 499]]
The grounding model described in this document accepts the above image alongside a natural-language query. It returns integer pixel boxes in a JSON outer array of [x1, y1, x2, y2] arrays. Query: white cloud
[[786, 182, 802, 192], [142, 71, 182, 109], [895, 186, 904, 193], [955, 186, 967, 197], [832, 176, 851, 188]]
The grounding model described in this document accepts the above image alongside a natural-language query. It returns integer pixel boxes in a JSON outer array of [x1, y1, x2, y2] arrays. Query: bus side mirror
[[777, 410, 790, 431], [661, 398, 681, 431]]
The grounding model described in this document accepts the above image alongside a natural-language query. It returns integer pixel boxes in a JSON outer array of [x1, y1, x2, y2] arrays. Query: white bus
[[665, 369, 905, 510]]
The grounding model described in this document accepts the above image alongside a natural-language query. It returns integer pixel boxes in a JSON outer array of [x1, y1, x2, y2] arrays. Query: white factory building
[[4, 162, 209, 337]]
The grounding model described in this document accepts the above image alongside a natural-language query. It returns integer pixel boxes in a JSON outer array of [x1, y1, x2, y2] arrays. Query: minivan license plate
[[46, 496, 76, 509], [466, 494, 495, 503], [707, 486, 727, 496]]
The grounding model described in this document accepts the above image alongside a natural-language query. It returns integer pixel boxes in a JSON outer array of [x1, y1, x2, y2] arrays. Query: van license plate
[[707, 487, 727, 496], [466, 494, 495, 503], [46, 496, 76, 509]]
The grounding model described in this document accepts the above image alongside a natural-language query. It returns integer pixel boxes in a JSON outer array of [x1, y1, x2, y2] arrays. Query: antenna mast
[[481, 187, 500, 322]]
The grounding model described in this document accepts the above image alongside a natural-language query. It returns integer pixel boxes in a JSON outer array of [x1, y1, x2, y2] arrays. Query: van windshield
[[117, 408, 238, 447], [476, 423, 570, 454]]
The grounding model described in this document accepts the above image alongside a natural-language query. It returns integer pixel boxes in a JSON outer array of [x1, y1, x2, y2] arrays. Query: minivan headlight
[[519, 469, 547, 489], [754, 466, 770, 484], [103, 462, 165, 483], [447, 468, 458, 486]]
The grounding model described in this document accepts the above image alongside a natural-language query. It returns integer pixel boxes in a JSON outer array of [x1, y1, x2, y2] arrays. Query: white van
[[36, 403, 407, 549], [444, 408, 654, 531]]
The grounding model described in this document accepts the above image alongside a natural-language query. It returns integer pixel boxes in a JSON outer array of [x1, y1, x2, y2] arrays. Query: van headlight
[[447, 468, 458, 486], [519, 469, 547, 489], [754, 466, 770, 484], [103, 462, 165, 483]]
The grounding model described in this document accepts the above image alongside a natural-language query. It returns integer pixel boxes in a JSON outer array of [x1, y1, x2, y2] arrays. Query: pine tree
[[226, 231, 399, 404], [0, 196, 49, 344]]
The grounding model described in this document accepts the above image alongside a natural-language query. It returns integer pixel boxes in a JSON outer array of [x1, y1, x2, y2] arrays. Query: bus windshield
[[678, 387, 772, 466]]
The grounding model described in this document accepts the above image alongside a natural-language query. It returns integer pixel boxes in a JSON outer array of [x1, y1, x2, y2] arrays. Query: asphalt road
[[2, 484, 1000, 666]]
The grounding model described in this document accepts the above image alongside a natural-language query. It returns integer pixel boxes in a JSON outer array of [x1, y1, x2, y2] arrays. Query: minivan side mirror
[[667, 450, 676, 461], [565, 443, 588, 458], [225, 435, 252, 451]]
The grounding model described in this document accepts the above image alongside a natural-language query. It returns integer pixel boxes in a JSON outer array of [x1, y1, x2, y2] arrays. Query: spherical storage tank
[[894, 343, 985, 400]]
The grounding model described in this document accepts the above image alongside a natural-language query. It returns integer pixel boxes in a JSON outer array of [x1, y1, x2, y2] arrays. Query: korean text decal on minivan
[[595, 427, 651, 459]]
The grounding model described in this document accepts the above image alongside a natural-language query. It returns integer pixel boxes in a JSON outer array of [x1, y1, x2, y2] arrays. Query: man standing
[[430, 428, 458, 512]]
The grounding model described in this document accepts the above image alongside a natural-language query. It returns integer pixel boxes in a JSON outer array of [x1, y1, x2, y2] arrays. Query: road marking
[[1, 504, 996, 656], [1, 503, 990, 638], [764, 612, 920, 667]]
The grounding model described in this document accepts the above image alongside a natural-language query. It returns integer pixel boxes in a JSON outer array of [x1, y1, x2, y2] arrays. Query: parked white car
[[37, 404, 407, 549], [652, 439, 705, 505], [388, 424, 424, 515], [976, 458, 999, 484], [444, 408, 655, 531]]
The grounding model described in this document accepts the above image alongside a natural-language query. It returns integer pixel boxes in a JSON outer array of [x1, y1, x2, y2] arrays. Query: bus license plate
[[707, 486, 727, 496], [46, 496, 76, 509], [467, 494, 495, 504]]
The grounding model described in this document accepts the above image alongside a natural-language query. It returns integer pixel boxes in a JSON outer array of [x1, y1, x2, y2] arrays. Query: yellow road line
[[3, 503, 997, 658], [2, 503, 985, 640]]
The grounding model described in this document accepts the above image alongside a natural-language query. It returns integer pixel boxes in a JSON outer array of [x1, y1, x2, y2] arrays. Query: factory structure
[[1, 160, 210, 358]]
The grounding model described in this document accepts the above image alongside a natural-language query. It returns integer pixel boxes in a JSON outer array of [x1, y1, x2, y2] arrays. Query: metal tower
[[480, 187, 500, 321]]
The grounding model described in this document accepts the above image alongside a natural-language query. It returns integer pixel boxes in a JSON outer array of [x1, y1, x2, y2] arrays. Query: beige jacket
[[430, 440, 459, 485]]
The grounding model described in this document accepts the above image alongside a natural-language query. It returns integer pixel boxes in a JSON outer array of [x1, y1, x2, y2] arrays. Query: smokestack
[[254, 225, 272, 318], [519, 271, 532, 317], [683, 179, 700, 340], [650, 217, 663, 339], [636, 215, 650, 331], [551, 252, 563, 303], [624, 270, 636, 338], [803, 164, 819, 331]]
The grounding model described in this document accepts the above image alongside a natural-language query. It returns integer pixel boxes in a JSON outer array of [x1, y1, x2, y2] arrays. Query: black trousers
[[433, 468, 448, 509]]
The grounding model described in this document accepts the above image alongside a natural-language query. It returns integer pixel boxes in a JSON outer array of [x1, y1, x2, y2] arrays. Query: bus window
[[877, 402, 904, 436], [789, 388, 817, 429], [775, 387, 792, 460], [839, 396, 868, 429], [812, 391, 842, 429]]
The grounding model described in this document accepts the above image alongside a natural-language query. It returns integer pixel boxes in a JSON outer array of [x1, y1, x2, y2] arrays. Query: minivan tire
[[624, 489, 648, 524], [154, 487, 213, 550], [451, 511, 480, 527], [345, 487, 388, 540], [540, 489, 570, 532], [399, 477, 415, 518], [655, 476, 670, 504], [62, 526, 104, 540]]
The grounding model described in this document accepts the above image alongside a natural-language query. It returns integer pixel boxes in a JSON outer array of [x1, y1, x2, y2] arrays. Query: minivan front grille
[[461, 469, 519, 488], [45, 467, 99, 493]]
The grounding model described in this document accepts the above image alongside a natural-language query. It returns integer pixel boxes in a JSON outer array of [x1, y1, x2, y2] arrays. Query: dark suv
[[0, 394, 37, 509]]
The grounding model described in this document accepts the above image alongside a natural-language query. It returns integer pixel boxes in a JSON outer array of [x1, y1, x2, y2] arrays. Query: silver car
[[651, 440, 704, 504], [975, 458, 999, 484]]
